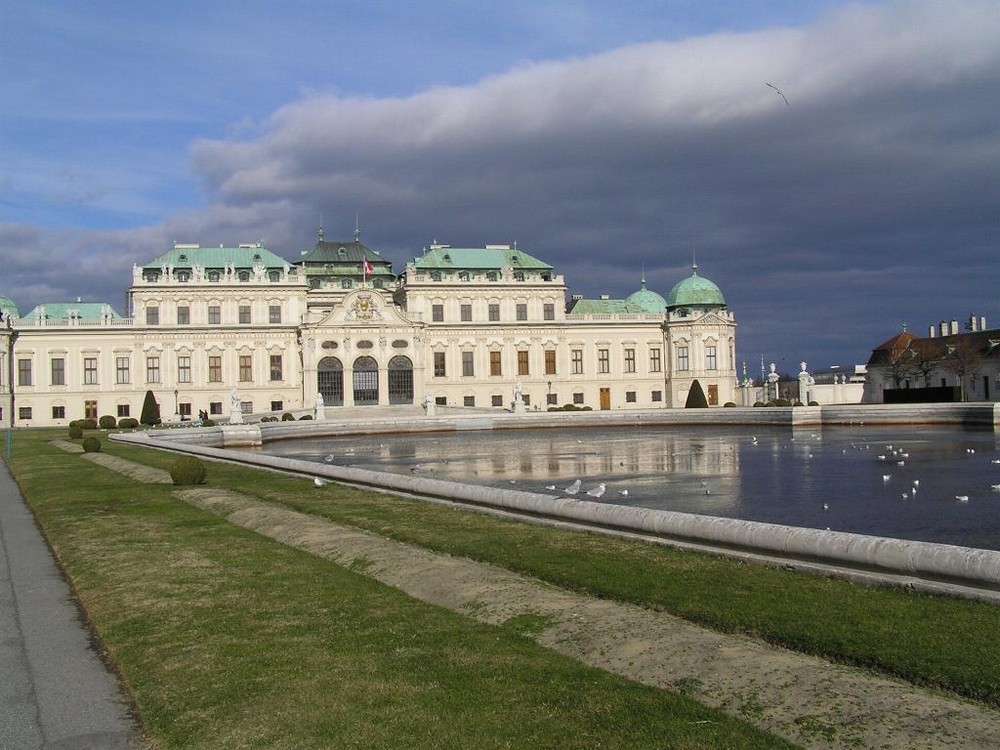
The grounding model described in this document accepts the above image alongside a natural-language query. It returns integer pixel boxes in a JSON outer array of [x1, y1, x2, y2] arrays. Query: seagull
[[956, 495, 969, 503], [565, 479, 581, 495], [991, 484, 1000, 491], [765, 82, 789, 105], [586, 483, 606, 498], [545, 485, 557, 491], [877, 455, 886, 461], [901, 492, 910, 499], [822, 503, 829, 511], [967, 448, 976, 454], [883, 474, 892, 482], [618, 489, 629, 496], [313, 477, 326, 487], [324, 454, 335, 462], [897, 461, 905, 467], [991, 459, 1000, 464], [912, 479, 920, 487]]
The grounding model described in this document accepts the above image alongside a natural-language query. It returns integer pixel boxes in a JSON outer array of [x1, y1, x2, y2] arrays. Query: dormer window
[[486, 271, 498, 282], [208, 270, 221, 282], [513, 271, 525, 281], [177, 271, 190, 282], [268, 270, 280, 282], [238, 271, 250, 282], [458, 271, 470, 282], [430, 271, 442, 281]]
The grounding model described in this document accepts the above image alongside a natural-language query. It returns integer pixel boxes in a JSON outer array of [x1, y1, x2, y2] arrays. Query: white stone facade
[[0, 241, 739, 427]]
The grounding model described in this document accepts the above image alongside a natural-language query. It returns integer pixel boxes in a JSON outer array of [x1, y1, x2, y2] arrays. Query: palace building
[[0, 232, 738, 427]]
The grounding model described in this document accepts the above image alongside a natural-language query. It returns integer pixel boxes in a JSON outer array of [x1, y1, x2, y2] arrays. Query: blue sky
[[2, 0, 999, 372]]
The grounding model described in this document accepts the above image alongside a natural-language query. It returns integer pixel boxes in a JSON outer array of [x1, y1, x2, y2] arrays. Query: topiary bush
[[118, 417, 139, 429], [684, 380, 709, 408], [68, 423, 84, 439], [140, 390, 161, 426], [170, 456, 207, 485], [281, 412, 295, 421], [723, 401, 736, 407], [81, 436, 101, 453], [299, 414, 313, 420], [99, 415, 117, 429], [809, 400, 820, 406], [78, 418, 98, 429], [202, 418, 216, 427]]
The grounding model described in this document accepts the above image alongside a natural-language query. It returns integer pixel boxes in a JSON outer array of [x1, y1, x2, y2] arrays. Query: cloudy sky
[[3, 0, 998, 372]]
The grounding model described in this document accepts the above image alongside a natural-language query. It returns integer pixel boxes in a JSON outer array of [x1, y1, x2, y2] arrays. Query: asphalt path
[[0, 461, 140, 750]]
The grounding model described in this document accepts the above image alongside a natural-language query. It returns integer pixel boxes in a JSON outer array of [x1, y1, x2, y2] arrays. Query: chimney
[[969, 314, 978, 332], [928, 324, 936, 338], [940, 321, 948, 337], [981, 315, 987, 331], [950, 319, 959, 335]]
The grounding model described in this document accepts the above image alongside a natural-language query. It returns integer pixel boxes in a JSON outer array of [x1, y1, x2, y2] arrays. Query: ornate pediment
[[311, 289, 417, 329]]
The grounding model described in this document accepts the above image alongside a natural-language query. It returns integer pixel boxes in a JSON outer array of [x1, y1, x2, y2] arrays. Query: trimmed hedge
[[169, 457, 207, 485], [81, 436, 101, 453], [68, 424, 84, 439], [99, 415, 117, 429]]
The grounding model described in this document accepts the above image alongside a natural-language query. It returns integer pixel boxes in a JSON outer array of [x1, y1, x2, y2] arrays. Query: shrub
[[68, 424, 84, 439], [140, 390, 161, 426], [581, 406, 593, 411], [202, 419, 216, 427], [170, 456, 207, 485], [281, 412, 295, 421], [299, 414, 313, 420], [81, 436, 101, 453], [78, 418, 98, 429], [753, 401, 765, 407], [99, 415, 117, 429], [809, 400, 820, 407], [118, 417, 139, 429], [723, 401, 737, 407], [684, 380, 709, 408]]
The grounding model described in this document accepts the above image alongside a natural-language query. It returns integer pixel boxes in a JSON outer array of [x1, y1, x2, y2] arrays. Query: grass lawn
[[6, 430, 795, 750]]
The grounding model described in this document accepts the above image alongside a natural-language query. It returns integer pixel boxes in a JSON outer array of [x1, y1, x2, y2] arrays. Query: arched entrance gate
[[317, 355, 413, 407]]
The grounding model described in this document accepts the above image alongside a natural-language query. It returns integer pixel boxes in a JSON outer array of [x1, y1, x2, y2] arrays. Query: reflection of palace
[[0, 230, 737, 427]]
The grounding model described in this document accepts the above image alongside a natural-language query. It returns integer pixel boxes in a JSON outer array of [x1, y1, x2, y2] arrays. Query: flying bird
[[765, 82, 789, 105]]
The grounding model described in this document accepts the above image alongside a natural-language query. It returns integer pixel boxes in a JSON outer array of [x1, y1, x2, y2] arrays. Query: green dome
[[0, 295, 20, 320], [666, 267, 725, 308], [626, 281, 667, 313]]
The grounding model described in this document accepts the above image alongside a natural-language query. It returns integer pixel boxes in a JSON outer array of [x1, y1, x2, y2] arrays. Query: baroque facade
[[0, 234, 738, 427]]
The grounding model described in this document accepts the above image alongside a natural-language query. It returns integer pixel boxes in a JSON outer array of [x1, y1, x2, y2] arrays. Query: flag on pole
[[363, 257, 374, 284]]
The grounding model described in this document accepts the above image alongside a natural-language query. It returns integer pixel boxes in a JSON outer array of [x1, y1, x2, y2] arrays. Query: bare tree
[[939, 337, 982, 401]]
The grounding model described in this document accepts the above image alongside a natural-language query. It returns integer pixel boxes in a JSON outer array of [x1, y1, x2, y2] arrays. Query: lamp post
[[174, 389, 180, 422], [5, 315, 18, 458]]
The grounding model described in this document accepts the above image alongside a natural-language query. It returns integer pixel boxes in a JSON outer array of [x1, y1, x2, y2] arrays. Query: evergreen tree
[[140, 390, 161, 425], [685, 379, 709, 408]]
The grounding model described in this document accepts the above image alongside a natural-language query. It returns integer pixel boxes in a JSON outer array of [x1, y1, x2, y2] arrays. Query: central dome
[[626, 280, 667, 313], [666, 266, 725, 308]]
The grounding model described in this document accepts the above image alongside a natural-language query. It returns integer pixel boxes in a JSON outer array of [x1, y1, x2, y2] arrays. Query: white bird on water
[[990, 484, 1000, 492], [956, 495, 969, 503], [565, 479, 581, 495], [313, 477, 326, 487], [883, 474, 892, 482], [324, 454, 335, 463], [618, 489, 629, 497], [586, 483, 606, 498]]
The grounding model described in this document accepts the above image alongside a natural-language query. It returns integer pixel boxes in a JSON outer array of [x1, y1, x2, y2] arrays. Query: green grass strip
[[7, 431, 793, 750], [101, 432, 1000, 707]]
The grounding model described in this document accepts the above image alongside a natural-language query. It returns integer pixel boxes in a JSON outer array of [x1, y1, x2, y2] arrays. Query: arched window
[[388, 356, 414, 404], [317, 357, 344, 406], [353, 356, 379, 406]]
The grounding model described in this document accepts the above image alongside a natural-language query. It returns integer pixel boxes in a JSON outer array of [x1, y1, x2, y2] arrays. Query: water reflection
[[257, 425, 1000, 551]]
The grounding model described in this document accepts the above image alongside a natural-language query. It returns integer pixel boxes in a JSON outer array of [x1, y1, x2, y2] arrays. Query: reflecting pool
[[255, 424, 1000, 551]]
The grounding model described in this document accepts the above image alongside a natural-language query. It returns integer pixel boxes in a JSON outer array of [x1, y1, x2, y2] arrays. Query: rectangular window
[[573, 392, 584, 405], [52, 405, 65, 419], [543, 303, 555, 321], [571, 349, 583, 375], [18, 407, 32, 420], [270, 355, 283, 381], [117, 404, 130, 418], [547, 393, 558, 406], [544, 349, 556, 375], [598, 348, 610, 374], [678, 346, 689, 371], [146, 356, 160, 383], [269, 305, 281, 324], [460, 304, 472, 322], [179, 403, 192, 417], [50, 358, 65, 386], [178, 356, 192, 383], [463, 395, 475, 407], [488, 303, 500, 322], [239, 305, 251, 324], [146, 306, 159, 325], [116, 356, 130, 384], [462, 351, 474, 377], [83, 356, 98, 385], [624, 348, 636, 374], [491, 395, 503, 407], [706, 345, 717, 370], [208, 306, 221, 325], [432, 304, 444, 322], [490, 351, 502, 377], [270, 400, 283, 412], [239, 354, 252, 382], [650, 347, 662, 373], [625, 391, 637, 403], [517, 350, 529, 376], [433, 352, 446, 377], [209, 401, 222, 415], [652, 390, 662, 402], [177, 306, 190, 325], [516, 303, 527, 321], [521, 394, 530, 406], [18, 359, 32, 387], [208, 355, 222, 383]]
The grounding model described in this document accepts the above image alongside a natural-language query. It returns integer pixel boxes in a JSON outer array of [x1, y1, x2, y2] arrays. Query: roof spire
[[354, 212, 360, 243], [318, 216, 324, 242], [641, 264, 646, 289], [692, 248, 698, 274]]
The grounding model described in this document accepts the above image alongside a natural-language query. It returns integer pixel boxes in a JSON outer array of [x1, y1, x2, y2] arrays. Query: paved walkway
[[0, 461, 141, 750]]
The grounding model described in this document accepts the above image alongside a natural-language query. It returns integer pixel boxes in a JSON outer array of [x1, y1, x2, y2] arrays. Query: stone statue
[[229, 387, 244, 424]]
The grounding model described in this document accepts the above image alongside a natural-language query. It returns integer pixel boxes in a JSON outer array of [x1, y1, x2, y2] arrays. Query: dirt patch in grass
[[178, 487, 1000, 750]]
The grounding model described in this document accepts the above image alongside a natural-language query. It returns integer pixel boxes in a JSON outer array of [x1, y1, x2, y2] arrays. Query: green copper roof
[[0, 295, 20, 320], [666, 267, 726, 308], [22, 301, 121, 321], [626, 282, 667, 313], [567, 298, 653, 315], [142, 244, 290, 270], [411, 245, 553, 271]]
